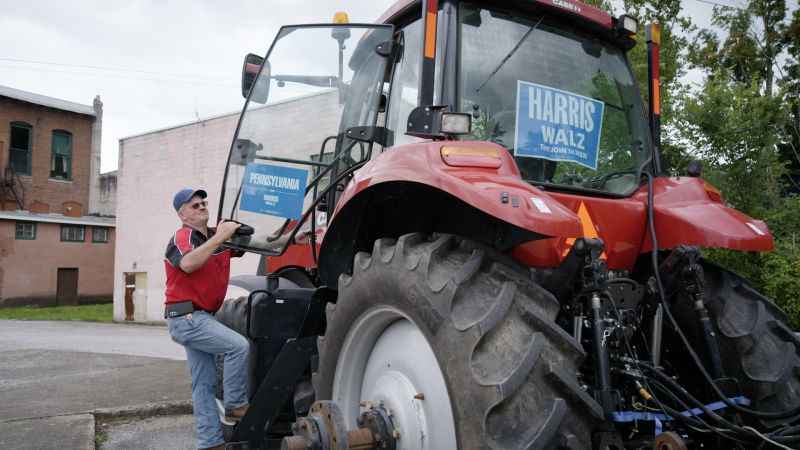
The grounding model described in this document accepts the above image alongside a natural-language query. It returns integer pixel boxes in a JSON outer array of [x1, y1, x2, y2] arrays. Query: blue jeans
[[168, 311, 249, 449]]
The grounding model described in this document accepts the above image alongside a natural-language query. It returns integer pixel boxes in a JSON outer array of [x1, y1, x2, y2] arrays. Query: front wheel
[[314, 234, 602, 449]]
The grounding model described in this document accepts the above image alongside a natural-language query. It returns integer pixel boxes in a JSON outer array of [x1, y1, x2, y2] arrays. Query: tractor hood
[[332, 141, 584, 239]]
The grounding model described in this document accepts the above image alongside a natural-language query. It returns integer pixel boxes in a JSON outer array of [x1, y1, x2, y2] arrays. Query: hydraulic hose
[[644, 378, 753, 445], [642, 364, 800, 446], [600, 291, 671, 422]]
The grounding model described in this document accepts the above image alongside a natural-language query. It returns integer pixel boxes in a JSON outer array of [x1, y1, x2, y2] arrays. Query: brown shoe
[[199, 444, 225, 450], [225, 403, 249, 421]]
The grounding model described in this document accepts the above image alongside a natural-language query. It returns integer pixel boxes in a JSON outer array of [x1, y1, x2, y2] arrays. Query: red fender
[[265, 219, 324, 272], [510, 192, 648, 270], [512, 177, 774, 271], [637, 177, 774, 253], [331, 141, 584, 239]]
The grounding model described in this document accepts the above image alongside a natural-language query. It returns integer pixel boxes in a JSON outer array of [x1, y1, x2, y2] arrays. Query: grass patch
[[0, 303, 113, 322]]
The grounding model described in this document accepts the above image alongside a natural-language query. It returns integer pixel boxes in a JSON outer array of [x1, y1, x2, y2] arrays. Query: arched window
[[9, 122, 32, 176], [51, 130, 72, 180]]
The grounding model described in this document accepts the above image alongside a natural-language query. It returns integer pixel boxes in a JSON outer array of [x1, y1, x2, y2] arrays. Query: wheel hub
[[282, 400, 395, 450], [307, 307, 457, 450]]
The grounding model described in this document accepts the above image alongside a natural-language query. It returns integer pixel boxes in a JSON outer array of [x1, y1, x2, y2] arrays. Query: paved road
[[0, 320, 186, 360], [0, 320, 193, 449]]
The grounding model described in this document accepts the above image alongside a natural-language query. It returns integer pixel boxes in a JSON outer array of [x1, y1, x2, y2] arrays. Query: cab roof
[[376, 0, 613, 28]]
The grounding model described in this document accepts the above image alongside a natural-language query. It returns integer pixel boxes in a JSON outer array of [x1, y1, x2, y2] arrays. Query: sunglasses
[[183, 200, 208, 211]]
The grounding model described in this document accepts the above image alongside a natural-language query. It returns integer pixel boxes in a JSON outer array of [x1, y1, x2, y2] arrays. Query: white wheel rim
[[331, 306, 457, 450]]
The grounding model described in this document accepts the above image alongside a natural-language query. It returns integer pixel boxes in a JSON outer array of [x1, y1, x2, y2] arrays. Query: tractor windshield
[[219, 24, 393, 254], [459, 5, 651, 196]]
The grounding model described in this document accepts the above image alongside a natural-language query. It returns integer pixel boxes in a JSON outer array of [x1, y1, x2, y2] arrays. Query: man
[[164, 188, 248, 450]]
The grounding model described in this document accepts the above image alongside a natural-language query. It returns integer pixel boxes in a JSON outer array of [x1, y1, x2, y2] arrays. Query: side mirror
[[241, 53, 270, 104], [686, 159, 703, 177]]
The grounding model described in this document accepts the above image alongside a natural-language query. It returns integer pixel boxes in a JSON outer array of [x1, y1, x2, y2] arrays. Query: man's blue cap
[[173, 188, 207, 212]]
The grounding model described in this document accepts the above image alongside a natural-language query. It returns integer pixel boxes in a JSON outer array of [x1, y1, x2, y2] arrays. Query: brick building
[[0, 85, 116, 306], [114, 90, 339, 322]]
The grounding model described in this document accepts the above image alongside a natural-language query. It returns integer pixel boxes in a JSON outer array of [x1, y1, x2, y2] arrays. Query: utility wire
[[0, 63, 316, 95], [693, 0, 750, 12], [692, 0, 799, 16], [0, 57, 236, 81], [0, 64, 237, 88], [701, 123, 780, 137]]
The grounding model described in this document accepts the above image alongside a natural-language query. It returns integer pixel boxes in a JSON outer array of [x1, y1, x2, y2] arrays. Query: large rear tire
[[701, 262, 800, 427], [314, 234, 602, 449]]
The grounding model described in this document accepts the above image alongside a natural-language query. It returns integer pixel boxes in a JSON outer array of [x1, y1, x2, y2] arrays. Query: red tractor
[[214, 0, 800, 448]]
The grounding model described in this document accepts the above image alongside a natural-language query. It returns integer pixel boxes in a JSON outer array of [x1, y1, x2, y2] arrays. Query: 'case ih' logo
[[552, 0, 582, 13]]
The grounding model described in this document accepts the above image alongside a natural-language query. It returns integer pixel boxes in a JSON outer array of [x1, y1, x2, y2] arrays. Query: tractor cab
[[219, 1, 651, 261], [214, 2, 796, 449]]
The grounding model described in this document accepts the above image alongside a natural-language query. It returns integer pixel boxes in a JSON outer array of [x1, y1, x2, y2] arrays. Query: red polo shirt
[[164, 225, 242, 312]]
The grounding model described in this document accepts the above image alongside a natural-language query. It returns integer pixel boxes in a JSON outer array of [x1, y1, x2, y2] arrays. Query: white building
[[113, 90, 340, 322]]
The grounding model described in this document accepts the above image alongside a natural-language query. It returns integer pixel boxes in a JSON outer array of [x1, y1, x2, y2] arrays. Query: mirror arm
[[253, 155, 329, 168], [343, 126, 390, 147]]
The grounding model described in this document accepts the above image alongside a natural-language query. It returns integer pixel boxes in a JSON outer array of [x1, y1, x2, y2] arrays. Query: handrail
[[2, 165, 25, 210]]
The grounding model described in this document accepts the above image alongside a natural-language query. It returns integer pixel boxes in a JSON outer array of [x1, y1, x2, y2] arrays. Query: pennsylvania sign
[[240, 163, 308, 219]]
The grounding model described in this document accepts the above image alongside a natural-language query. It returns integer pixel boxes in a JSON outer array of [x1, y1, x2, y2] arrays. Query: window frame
[[50, 130, 73, 181], [92, 227, 109, 243], [310, 151, 336, 190], [15, 221, 36, 240], [9, 122, 33, 176], [61, 225, 85, 242]]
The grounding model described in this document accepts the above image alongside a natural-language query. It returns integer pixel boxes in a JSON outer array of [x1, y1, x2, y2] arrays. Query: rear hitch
[[547, 239, 625, 448], [282, 400, 396, 450], [543, 237, 606, 305], [581, 243, 624, 449]]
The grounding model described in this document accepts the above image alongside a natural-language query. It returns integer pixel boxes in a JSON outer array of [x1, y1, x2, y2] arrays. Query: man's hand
[[213, 220, 241, 243], [261, 230, 313, 251], [294, 230, 311, 245], [180, 220, 241, 273]]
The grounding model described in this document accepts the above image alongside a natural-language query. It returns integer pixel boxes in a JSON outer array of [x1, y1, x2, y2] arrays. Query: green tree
[[690, 2, 787, 93], [589, 0, 696, 173], [779, 7, 800, 181], [625, 0, 696, 173], [706, 195, 800, 330], [585, 0, 800, 328], [683, 0, 800, 328], [688, 1, 797, 176], [680, 72, 787, 212]]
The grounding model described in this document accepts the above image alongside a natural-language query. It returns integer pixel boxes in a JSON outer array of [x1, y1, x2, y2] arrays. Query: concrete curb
[[93, 400, 193, 422]]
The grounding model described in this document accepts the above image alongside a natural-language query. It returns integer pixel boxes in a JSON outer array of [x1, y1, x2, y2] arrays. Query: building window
[[92, 227, 109, 243], [50, 131, 72, 180], [61, 225, 85, 242], [10, 122, 32, 176], [15, 222, 36, 240]]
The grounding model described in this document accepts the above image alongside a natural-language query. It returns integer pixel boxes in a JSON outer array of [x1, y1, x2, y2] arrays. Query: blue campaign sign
[[240, 163, 308, 219], [514, 81, 604, 170]]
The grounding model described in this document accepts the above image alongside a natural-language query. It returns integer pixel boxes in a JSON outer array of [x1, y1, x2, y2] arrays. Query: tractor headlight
[[441, 112, 471, 135], [617, 15, 638, 35]]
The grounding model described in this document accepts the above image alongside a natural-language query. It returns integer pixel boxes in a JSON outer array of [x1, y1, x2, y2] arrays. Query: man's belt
[[165, 301, 215, 319]]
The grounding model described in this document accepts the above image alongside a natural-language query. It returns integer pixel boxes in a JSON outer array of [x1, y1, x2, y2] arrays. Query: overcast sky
[[0, 0, 724, 173]]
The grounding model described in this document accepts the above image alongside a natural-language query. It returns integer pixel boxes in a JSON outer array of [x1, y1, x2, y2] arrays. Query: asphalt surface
[[0, 320, 195, 449]]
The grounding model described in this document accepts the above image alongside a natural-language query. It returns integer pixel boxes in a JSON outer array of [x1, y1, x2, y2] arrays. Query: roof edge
[[0, 210, 116, 227], [0, 84, 97, 117]]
